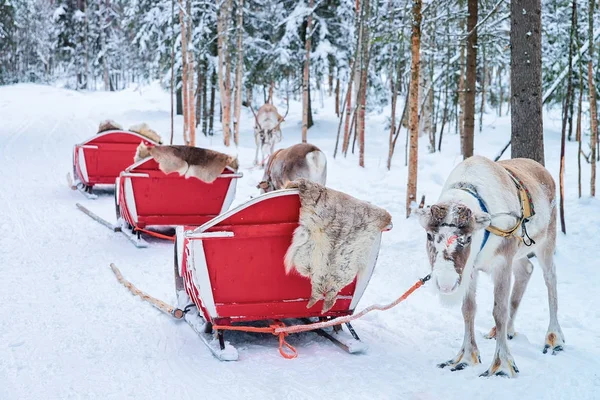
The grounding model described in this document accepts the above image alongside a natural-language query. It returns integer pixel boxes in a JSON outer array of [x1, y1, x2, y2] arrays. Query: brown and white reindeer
[[257, 143, 327, 193], [250, 100, 288, 166], [416, 155, 564, 378]]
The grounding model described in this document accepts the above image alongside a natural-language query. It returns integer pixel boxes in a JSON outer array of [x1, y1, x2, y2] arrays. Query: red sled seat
[[174, 189, 384, 327], [72, 130, 160, 190], [116, 157, 241, 233]]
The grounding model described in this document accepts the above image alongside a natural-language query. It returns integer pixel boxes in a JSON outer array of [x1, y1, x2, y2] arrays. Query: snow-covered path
[[1, 84, 599, 399]]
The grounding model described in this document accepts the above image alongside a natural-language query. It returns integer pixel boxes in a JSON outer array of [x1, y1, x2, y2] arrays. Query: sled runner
[[116, 157, 241, 247], [173, 189, 388, 360], [70, 130, 160, 198]]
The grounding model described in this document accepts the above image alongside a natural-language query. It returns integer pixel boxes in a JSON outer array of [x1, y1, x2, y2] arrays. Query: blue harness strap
[[452, 184, 490, 251]]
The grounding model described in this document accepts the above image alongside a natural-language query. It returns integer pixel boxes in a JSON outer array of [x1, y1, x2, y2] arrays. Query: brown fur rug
[[97, 119, 122, 133], [134, 142, 238, 183], [284, 179, 392, 312]]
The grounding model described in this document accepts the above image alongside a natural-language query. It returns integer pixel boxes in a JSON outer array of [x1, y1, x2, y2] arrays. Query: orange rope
[[211, 275, 429, 358], [134, 226, 176, 242], [213, 321, 298, 359]]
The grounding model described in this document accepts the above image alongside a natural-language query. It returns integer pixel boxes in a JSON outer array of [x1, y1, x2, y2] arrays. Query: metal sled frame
[[174, 190, 385, 360]]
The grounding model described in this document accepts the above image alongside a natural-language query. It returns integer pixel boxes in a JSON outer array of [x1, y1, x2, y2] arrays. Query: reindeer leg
[[481, 260, 519, 378], [507, 257, 534, 339], [438, 272, 481, 371], [254, 133, 260, 165], [537, 241, 565, 355], [485, 256, 534, 340]]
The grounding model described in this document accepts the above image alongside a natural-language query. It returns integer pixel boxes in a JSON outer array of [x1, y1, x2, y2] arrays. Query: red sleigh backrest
[[76, 131, 158, 185], [125, 158, 236, 219]]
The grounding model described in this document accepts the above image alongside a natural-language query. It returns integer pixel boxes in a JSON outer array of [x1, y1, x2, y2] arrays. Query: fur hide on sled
[[134, 142, 239, 183], [128, 122, 163, 144], [97, 119, 123, 133], [284, 178, 392, 313]]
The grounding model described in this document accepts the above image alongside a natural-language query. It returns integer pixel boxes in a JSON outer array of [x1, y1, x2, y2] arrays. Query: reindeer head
[[416, 203, 490, 296], [134, 141, 154, 163]]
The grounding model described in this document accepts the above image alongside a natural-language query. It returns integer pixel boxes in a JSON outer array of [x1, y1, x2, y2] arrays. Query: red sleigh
[[174, 189, 388, 360], [71, 130, 160, 199], [116, 157, 241, 247]]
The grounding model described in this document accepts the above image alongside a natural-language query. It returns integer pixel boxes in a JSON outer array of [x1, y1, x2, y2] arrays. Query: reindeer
[[257, 143, 327, 193], [416, 155, 564, 378], [250, 100, 288, 166]]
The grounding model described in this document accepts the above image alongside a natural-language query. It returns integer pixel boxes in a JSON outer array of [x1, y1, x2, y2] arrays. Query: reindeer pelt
[[97, 119, 123, 133], [283, 179, 392, 313], [129, 123, 163, 144], [134, 142, 238, 183]]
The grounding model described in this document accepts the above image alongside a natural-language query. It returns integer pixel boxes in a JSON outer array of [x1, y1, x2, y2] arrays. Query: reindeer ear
[[472, 211, 491, 231], [415, 207, 432, 229]]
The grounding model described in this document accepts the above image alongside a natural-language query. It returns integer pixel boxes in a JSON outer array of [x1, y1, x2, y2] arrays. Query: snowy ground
[[0, 83, 599, 400]]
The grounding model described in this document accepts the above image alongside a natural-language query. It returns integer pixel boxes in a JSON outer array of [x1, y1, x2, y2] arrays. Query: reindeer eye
[[457, 236, 472, 246], [427, 233, 434, 241]]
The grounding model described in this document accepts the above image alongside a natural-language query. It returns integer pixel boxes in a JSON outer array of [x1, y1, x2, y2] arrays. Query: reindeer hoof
[[543, 344, 564, 355], [480, 355, 519, 378], [543, 331, 565, 355], [438, 350, 481, 371]]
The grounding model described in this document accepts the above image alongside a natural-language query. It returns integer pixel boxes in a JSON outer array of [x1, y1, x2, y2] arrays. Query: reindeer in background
[[250, 99, 288, 166]]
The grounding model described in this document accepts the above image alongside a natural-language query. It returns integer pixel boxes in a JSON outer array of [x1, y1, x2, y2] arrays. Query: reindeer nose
[[446, 235, 458, 247]]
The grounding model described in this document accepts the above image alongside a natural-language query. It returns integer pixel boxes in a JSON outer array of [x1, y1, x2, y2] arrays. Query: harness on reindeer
[[453, 168, 536, 249]]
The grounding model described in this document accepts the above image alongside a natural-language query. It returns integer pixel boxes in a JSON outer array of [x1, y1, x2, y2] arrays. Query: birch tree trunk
[[406, 0, 422, 218], [209, 69, 216, 136], [302, 0, 314, 143], [589, 0, 597, 196], [510, 0, 544, 165], [179, 0, 189, 144], [233, 0, 244, 146], [462, 0, 478, 159], [186, 0, 196, 146], [356, 0, 370, 167]]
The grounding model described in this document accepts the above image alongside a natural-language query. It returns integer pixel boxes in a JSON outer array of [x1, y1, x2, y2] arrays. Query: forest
[[1, 0, 598, 214]]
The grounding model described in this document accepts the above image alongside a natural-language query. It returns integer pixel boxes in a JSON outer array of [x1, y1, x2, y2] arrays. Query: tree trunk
[[170, 0, 175, 144], [335, 77, 340, 117], [176, 83, 183, 115], [302, 0, 314, 143], [589, 0, 598, 196], [209, 69, 216, 136], [342, 78, 354, 154], [479, 43, 486, 133], [510, 0, 544, 165], [179, 0, 189, 144], [216, 0, 232, 146], [202, 64, 208, 136], [458, 21, 466, 142], [233, 0, 244, 146], [462, 0, 477, 159], [187, 0, 196, 146], [559, 0, 578, 233], [356, 0, 370, 167], [196, 61, 203, 130], [406, 0, 422, 218]]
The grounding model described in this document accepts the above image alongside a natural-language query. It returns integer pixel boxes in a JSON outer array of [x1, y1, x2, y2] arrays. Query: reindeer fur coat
[[134, 142, 238, 183], [284, 179, 392, 312]]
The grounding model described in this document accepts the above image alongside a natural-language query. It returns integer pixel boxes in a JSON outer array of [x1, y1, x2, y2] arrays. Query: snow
[[1, 82, 599, 399]]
